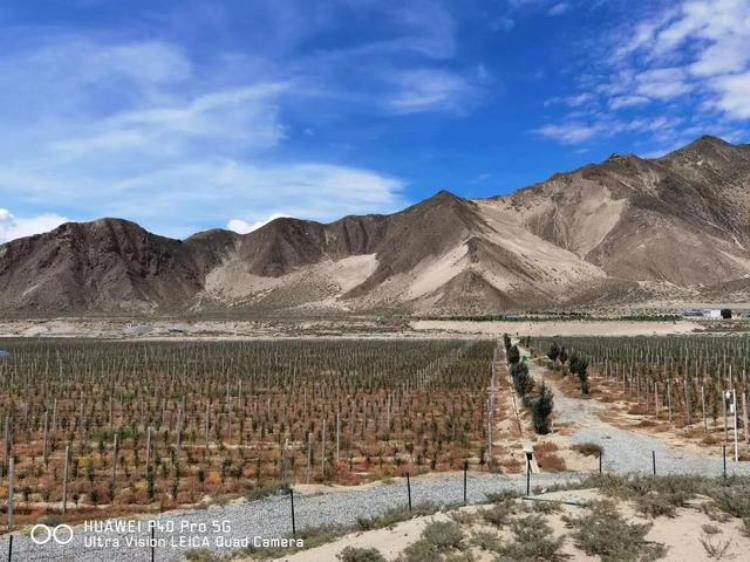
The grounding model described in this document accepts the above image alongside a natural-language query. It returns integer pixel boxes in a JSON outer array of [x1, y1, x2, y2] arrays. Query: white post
[[723, 389, 728, 441]]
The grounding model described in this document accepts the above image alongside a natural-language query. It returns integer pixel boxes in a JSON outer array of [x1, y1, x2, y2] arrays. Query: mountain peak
[[669, 135, 733, 156], [693, 134, 730, 147], [432, 189, 463, 201]]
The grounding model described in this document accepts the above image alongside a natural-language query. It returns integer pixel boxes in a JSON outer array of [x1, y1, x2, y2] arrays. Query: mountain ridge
[[2, 135, 750, 315]]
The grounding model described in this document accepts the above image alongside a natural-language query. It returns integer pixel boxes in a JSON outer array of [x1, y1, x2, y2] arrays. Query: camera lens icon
[[30, 524, 74, 545]]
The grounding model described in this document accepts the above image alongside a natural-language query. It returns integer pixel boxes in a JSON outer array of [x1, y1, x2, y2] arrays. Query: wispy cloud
[[49, 83, 288, 160], [0, 2, 477, 241], [0, 209, 68, 243], [386, 69, 482, 114], [547, 3, 571, 16], [534, 0, 750, 148]]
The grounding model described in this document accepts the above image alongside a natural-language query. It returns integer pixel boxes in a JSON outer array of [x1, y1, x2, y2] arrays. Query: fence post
[[150, 525, 155, 562], [62, 444, 69, 515], [406, 472, 412, 512], [463, 461, 468, 504], [598, 451, 602, 474], [723, 445, 727, 479], [7, 534, 12, 562], [7, 457, 14, 531], [290, 487, 296, 536], [526, 458, 531, 496], [652, 451, 656, 476]]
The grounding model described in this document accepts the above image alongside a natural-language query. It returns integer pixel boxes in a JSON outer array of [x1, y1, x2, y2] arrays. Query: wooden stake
[[146, 426, 152, 467], [321, 419, 327, 476], [42, 410, 49, 466], [335, 412, 341, 463], [62, 445, 69, 515], [667, 379, 673, 425], [204, 403, 210, 450], [7, 457, 14, 530], [2, 415, 9, 469], [111, 434, 119, 492], [306, 432, 313, 484]]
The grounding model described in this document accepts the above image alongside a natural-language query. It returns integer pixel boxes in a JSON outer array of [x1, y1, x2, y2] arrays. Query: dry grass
[[534, 442, 568, 472], [571, 442, 603, 457]]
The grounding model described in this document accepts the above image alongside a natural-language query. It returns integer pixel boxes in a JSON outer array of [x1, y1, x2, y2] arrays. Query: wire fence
[[1, 446, 743, 562]]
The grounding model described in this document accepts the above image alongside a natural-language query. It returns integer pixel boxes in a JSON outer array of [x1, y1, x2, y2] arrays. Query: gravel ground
[[526, 349, 750, 477], [0, 471, 581, 562]]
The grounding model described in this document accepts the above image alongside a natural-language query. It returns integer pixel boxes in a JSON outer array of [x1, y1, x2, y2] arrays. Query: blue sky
[[0, 0, 749, 241]]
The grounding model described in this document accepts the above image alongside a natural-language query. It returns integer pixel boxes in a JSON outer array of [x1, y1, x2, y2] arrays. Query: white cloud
[[227, 213, 290, 234], [387, 69, 480, 114], [534, 123, 605, 144], [609, 95, 651, 110], [49, 82, 287, 159], [0, 158, 407, 237], [548, 3, 571, 16], [534, 115, 683, 145], [615, 0, 750, 117], [635, 67, 691, 100], [535, 0, 750, 146], [0, 209, 68, 243], [0, 32, 419, 236], [711, 72, 750, 119], [545, 93, 594, 107], [78, 41, 192, 85]]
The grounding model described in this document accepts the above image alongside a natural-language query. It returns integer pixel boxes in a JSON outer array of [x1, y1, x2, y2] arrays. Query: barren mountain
[[1, 136, 749, 315]]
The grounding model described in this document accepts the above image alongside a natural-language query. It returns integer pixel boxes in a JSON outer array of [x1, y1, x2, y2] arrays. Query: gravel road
[[525, 348, 750, 478], [0, 471, 581, 562]]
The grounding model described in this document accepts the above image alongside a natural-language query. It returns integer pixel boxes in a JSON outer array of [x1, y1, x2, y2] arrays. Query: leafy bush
[[571, 355, 590, 395], [485, 489, 520, 503], [470, 530, 502, 552], [508, 344, 521, 365], [530, 499, 562, 514], [531, 383, 554, 434], [185, 550, 222, 562], [450, 510, 478, 525], [338, 546, 387, 562], [511, 362, 534, 396], [421, 520, 464, 550], [547, 341, 560, 362], [497, 514, 565, 561], [397, 540, 438, 562], [480, 499, 516, 527], [705, 482, 750, 519], [564, 500, 666, 562], [571, 442, 603, 457], [357, 502, 441, 531]]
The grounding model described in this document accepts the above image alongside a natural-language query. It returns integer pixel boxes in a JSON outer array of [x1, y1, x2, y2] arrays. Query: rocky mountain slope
[[1, 135, 749, 315]]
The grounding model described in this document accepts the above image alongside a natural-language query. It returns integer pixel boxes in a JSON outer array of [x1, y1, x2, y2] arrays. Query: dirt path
[[519, 345, 750, 477]]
